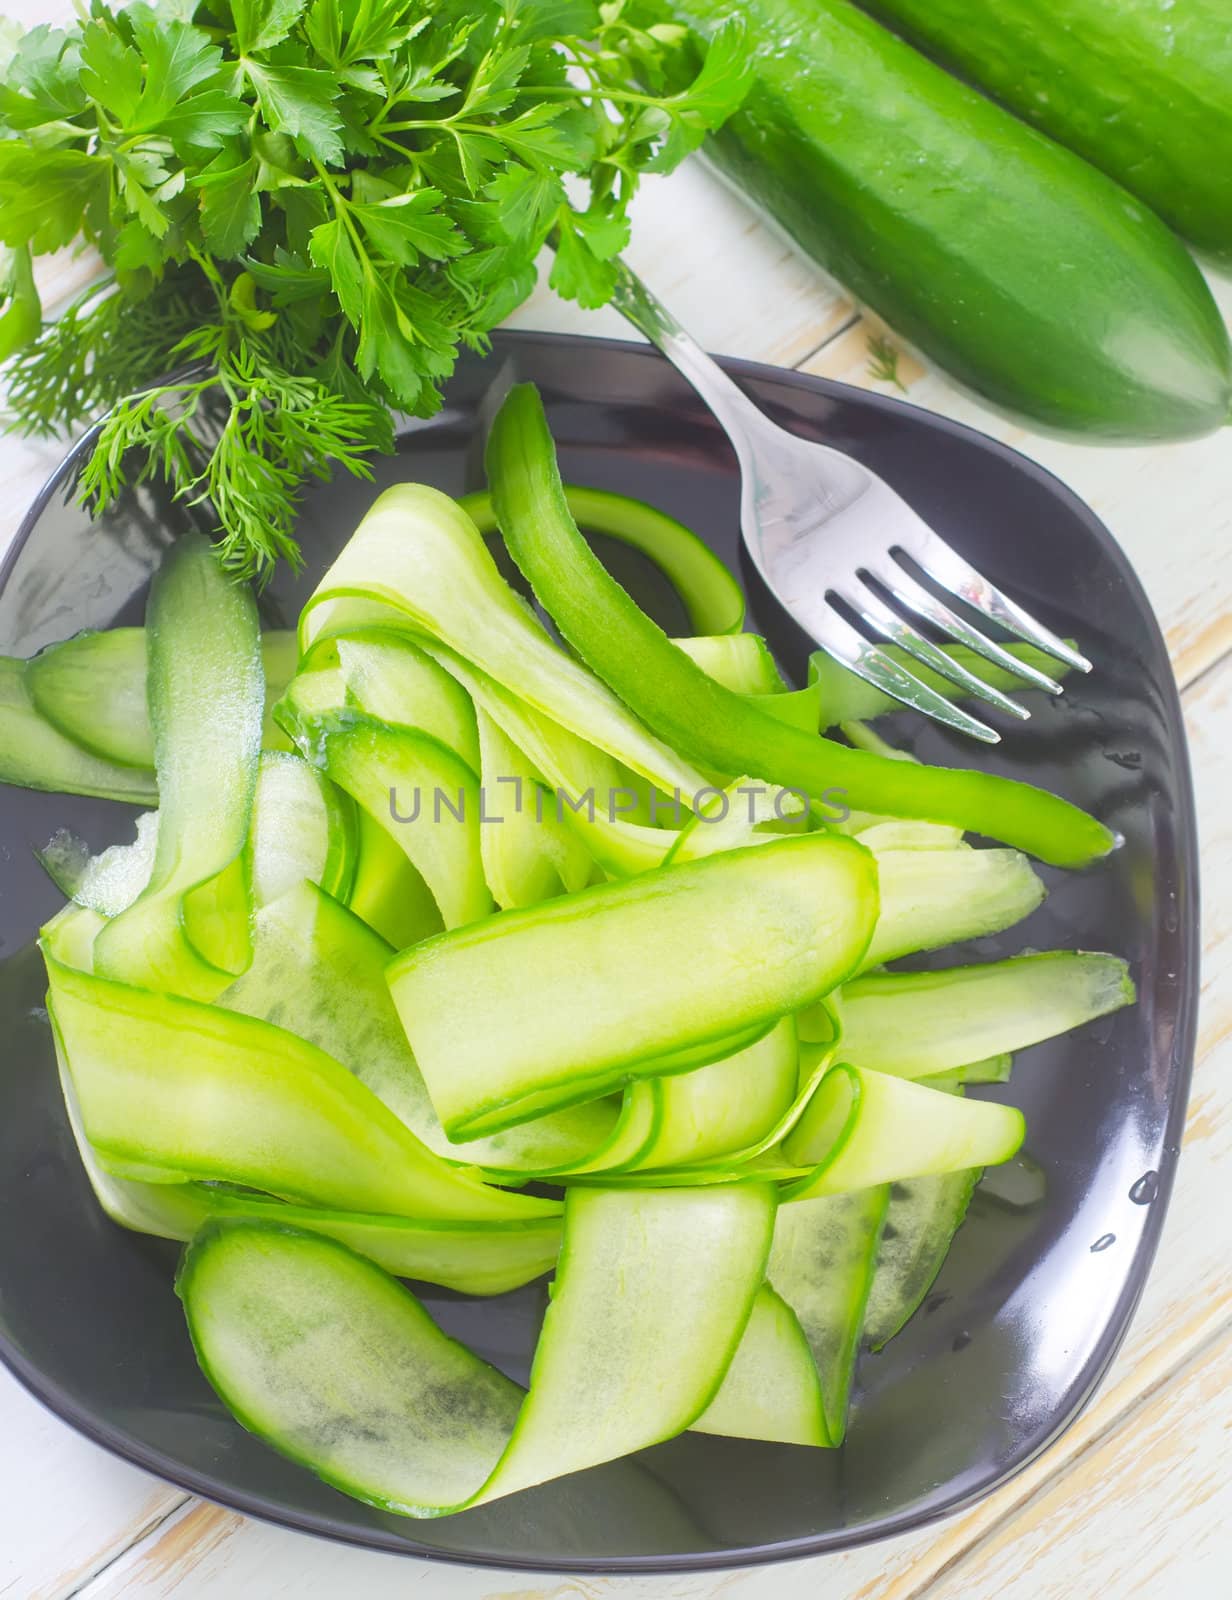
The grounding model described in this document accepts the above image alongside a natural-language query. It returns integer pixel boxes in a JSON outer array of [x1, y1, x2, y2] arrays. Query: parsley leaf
[[1, 0, 751, 578]]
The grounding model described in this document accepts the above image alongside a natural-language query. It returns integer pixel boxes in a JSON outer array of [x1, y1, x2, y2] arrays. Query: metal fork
[[610, 260, 1090, 742]]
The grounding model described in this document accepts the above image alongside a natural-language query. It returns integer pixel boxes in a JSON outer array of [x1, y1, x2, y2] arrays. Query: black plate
[[0, 332, 1198, 1574]]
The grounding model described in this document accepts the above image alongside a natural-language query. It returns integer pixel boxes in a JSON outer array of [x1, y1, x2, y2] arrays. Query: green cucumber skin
[[856, 0, 1232, 266], [658, 0, 1231, 439]]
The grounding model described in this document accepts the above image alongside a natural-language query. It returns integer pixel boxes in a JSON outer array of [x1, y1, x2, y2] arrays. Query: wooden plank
[[799, 268, 1232, 690], [0, 1374, 185, 1600], [56, 655, 1232, 1599]]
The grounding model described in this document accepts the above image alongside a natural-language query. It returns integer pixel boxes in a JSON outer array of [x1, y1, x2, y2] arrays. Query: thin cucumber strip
[[92, 538, 263, 999], [42, 810, 160, 918], [0, 656, 158, 803], [415, 638, 679, 876], [321, 720, 493, 931], [810, 643, 1075, 728], [863, 1169, 981, 1352], [834, 952, 1135, 1077], [920, 1054, 1013, 1089], [753, 684, 823, 733], [26, 627, 151, 767], [673, 633, 786, 693], [40, 902, 106, 970], [624, 1017, 799, 1172], [387, 833, 878, 1140], [221, 879, 620, 1178], [663, 775, 810, 866], [784, 1064, 1025, 1199], [23, 628, 298, 770], [487, 385, 1113, 868], [248, 752, 358, 908], [346, 806, 444, 950], [177, 1186, 774, 1513], [474, 706, 592, 909], [863, 847, 1045, 971], [531, 1020, 799, 1184], [693, 1284, 828, 1447], [325, 629, 482, 770], [768, 1186, 889, 1445], [46, 953, 558, 1224], [298, 484, 710, 801], [847, 819, 966, 851], [54, 1041, 560, 1296], [461, 484, 746, 637]]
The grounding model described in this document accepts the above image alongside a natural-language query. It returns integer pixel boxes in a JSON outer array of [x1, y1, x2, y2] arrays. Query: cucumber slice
[[919, 1054, 1013, 1089], [835, 952, 1135, 1078], [23, 628, 298, 770], [864, 847, 1045, 970], [752, 683, 823, 732], [249, 752, 358, 908], [416, 638, 679, 876], [300, 485, 709, 800], [26, 627, 152, 767], [220, 878, 620, 1178], [321, 719, 493, 930], [54, 1044, 560, 1295], [474, 706, 592, 909], [0, 656, 158, 804], [346, 806, 444, 949], [388, 832, 878, 1140], [176, 1185, 774, 1512], [784, 1064, 1025, 1198], [92, 538, 264, 999], [624, 1016, 799, 1172], [328, 630, 482, 770], [768, 1186, 888, 1444], [862, 1170, 981, 1352], [461, 484, 746, 638], [693, 1285, 827, 1447], [674, 633, 787, 694], [663, 774, 809, 865], [39, 811, 159, 917], [46, 953, 559, 1224]]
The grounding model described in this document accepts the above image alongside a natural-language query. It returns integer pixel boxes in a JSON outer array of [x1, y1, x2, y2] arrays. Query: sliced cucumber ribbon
[[298, 482, 710, 801], [387, 832, 878, 1141], [784, 1063, 1025, 1200], [55, 1046, 560, 1297], [45, 953, 559, 1225], [832, 952, 1135, 1077], [460, 484, 746, 638], [177, 1185, 775, 1514], [485, 383, 1114, 869], [91, 537, 264, 1000]]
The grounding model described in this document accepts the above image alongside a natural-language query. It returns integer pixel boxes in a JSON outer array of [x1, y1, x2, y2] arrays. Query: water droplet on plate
[[951, 1331, 972, 1352], [1090, 1233, 1116, 1253], [1129, 1171, 1159, 1204]]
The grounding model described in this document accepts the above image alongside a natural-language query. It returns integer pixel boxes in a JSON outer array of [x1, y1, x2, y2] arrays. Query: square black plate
[[0, 332, 1198, 1573]]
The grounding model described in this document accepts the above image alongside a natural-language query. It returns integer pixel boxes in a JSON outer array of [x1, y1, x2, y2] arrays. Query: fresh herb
[[0, 0, 748, 579], [866, 331, 908, 393]]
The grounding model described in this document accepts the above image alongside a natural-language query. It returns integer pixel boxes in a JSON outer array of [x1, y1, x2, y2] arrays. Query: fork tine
[[812, 604, 1001, 744], [877, 557, 1067, 695], [850, 576, 1030, 720], [904, 533, 1093, 673]]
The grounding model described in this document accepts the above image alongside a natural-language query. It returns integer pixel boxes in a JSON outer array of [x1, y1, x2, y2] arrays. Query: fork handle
[[609, 259, 773, 469]]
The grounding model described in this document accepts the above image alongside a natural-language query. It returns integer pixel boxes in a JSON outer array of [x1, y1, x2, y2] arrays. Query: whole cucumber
[[855, 0, 1232, 267], [643, 0, 1231, 440]]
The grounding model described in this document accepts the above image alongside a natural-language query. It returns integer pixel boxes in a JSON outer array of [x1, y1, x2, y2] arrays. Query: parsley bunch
[[0, 0, 748, 579]]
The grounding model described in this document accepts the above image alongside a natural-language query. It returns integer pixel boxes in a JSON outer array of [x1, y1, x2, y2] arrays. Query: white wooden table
[[3, 138, 1231, 1600]]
